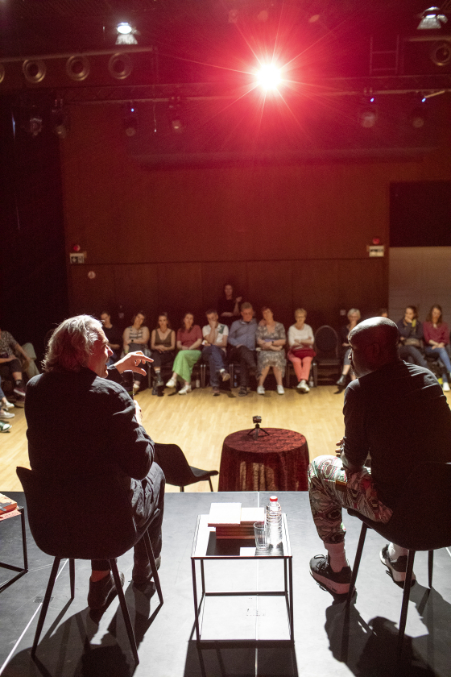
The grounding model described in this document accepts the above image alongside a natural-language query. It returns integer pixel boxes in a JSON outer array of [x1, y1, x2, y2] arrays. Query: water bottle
[[265, 496, 283, 548]]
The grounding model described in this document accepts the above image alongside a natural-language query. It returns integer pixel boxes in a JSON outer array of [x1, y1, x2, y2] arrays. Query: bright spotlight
[[256, 64, 281, 90], [116, 22, 138, 45], [117, 22, 132, 35]]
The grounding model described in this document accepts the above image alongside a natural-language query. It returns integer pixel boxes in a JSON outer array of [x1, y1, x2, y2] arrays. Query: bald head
[[348, 317, 400, 377]]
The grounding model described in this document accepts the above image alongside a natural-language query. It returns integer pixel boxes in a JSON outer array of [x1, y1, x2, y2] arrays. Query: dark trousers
[[92, 462, 165, 570], [202, 345, 227, 388], [398, 345, 428, 369], [229, 346, 256, 387], [0, 358, 22, 379], [150, 350, 175, 372]]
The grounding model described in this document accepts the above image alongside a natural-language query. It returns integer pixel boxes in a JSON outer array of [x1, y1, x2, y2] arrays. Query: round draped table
[[218, 428, 309, 492]]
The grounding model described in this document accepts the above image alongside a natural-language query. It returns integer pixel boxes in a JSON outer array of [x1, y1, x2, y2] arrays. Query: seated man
[[25, 315, 165, 609], [309, 317, 451, 594], [202, 309, 230, 396], [0, 326, 31, 397], [228, 302, 257, 397]]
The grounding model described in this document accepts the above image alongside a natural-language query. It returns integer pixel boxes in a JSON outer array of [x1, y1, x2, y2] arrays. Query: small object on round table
[[218, 428, 309, 492]]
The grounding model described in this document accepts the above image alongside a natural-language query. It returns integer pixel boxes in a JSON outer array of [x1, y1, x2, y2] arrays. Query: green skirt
[[173, 350, 201, 383]]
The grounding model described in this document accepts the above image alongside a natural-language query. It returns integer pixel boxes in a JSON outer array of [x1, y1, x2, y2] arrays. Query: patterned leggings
[[308, 456, 393, 544]]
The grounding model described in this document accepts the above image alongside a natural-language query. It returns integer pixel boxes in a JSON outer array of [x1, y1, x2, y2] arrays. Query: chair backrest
[[314, 326, 339, 358], [154, 443, 194, 487], [17, 466, 137, 561], [374, 462, 451, 551]]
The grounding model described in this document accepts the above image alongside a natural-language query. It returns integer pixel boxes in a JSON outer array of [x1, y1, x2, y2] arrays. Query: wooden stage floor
[[1, 384, 353, 492]]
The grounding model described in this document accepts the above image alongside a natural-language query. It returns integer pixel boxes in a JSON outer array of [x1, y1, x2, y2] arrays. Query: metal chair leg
[[396, 549, 416, 663], [346, 524, 368, 606], [208, 478, 214, 492], [19, 506, 28, 571], [69, 559, 75, 599], [428, 550, 434, 589], [143, 531, 164, 606], [110, 559, 139, 665], [32, 557, 61, 657]]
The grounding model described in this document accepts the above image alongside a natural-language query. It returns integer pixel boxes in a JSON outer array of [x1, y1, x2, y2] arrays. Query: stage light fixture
[[23, 107, 43, 137], [116, 22, 138, 45], [22, 59, 46, 84], [417, 6, 447, 29], [123, 103, 137, 137], [108, 53, 133, 80], [66, 55, 90, 81], [51, 99, 69, 139], [256, 64, 281, 90], [359, 100, 377, 128], [168, 96, 184, 134], [430, 41, 451, 66]]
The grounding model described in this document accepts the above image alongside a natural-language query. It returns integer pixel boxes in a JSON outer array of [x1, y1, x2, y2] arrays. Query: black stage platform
[[1, 492, 450, 677]]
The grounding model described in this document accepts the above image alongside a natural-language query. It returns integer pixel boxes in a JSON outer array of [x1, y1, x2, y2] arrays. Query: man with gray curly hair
[[25, 315, 165, 610]]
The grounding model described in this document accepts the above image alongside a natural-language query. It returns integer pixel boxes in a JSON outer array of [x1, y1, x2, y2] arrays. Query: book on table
[[0, 493, 18, 514], [208, 503, 265, 539]]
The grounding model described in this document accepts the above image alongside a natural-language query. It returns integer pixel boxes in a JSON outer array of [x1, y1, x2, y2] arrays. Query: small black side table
[[0, 505, 28, 593]]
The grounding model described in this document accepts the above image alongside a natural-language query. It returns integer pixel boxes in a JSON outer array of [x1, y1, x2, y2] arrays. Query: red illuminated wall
[[60, 104, 451, 330]]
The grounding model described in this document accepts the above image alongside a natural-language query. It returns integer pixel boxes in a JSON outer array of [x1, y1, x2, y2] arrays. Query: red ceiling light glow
[[256, 64, 281, 90]]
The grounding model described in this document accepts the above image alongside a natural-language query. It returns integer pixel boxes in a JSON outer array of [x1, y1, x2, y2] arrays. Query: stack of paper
[[208, 503, 265, 539]]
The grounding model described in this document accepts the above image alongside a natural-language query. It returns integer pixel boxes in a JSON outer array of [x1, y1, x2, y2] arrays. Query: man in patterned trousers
[[308, 317, 451, 594]]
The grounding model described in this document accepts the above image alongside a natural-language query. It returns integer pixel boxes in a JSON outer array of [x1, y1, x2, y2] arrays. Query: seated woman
[[397, 306, 428, 368], [256, 306, 286, 395], [423, 304, 451, 392], [150, 312, 176, 394], [287, 308, 315, 393], [166, 313, 202, 395], [217, 283, 242, 327], [337, 308, 360, 388], [123, 311, 150, 393]]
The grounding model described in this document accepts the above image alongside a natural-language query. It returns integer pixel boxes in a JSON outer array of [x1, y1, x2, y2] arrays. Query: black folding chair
[[155, 443, 218, 491], [346, 461, 451, 663], [17, 466, 163, 665]]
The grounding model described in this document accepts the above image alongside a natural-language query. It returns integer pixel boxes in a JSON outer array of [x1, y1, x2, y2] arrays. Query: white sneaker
[[277, 385, 285, 395], [297, 379, 310, 393], [443, 382, 450, 392], [133, 381, 140, 394], [257, 385, 265, 395], [0, 410, 15, 420], [2, 400, 14, 409], [178, 384, 192, 395], [166, 376, 177, 388]]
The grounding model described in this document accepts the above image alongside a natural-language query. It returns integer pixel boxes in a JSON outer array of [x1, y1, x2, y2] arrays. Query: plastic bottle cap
[[270, 496, 278, 502]]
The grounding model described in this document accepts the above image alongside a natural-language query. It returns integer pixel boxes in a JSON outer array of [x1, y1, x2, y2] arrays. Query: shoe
[[220, 369, 231, 382], [156, 374, 164, 386], [2, 400, 14, 409], [0, 410, 15, 419], [297, 379, 310, 393], [88, 571, 124, 610], [238, 387, 248, 397], [178, 384, 192, 395], [257, 385, 265, 395], [132, 555, 161, 588], [212, 387, 220, 396], [0, 421, 12, 433], [380, 545, 416, 587], [336, 375, 347, 388], [133, 381, 140, 394], [13, 386, 26, 398], [166, 376, 177, 388], [443, 382, 450, 392], [309, 554, 351, 595], [277, 385, 285, 395]]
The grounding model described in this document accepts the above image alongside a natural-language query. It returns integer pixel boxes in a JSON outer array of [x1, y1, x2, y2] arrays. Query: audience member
[[336, 309, 361, 388], [150, 313, 176, 395], [308, 317, 451, 594], [166, 313, 202, 395], [256, 306, 286, 395], [123, 312, 150, 393], [397, 306, 428, 369], [0, 376, 15, 423], [287, 308, 315, 393], [228, 302, 258, 397], [100, 311, 122, 364], [0, 326, 30, 398], [201, 310, 230, 396], [217, 283, 242, 327], [379, 308, 389, 318], [423, 304, 451, 392], [25, 315, 164, 608]]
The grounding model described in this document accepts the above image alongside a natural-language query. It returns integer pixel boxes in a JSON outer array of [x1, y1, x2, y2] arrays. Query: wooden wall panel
[[246, 261, 293, 326], [68, 265, 116, 317], [291, 260, 340, 329], [201, 262, 249, 312], [337, 259, 387, 317], [157, 263, 203, 327], [113, 264, 159, 328]]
